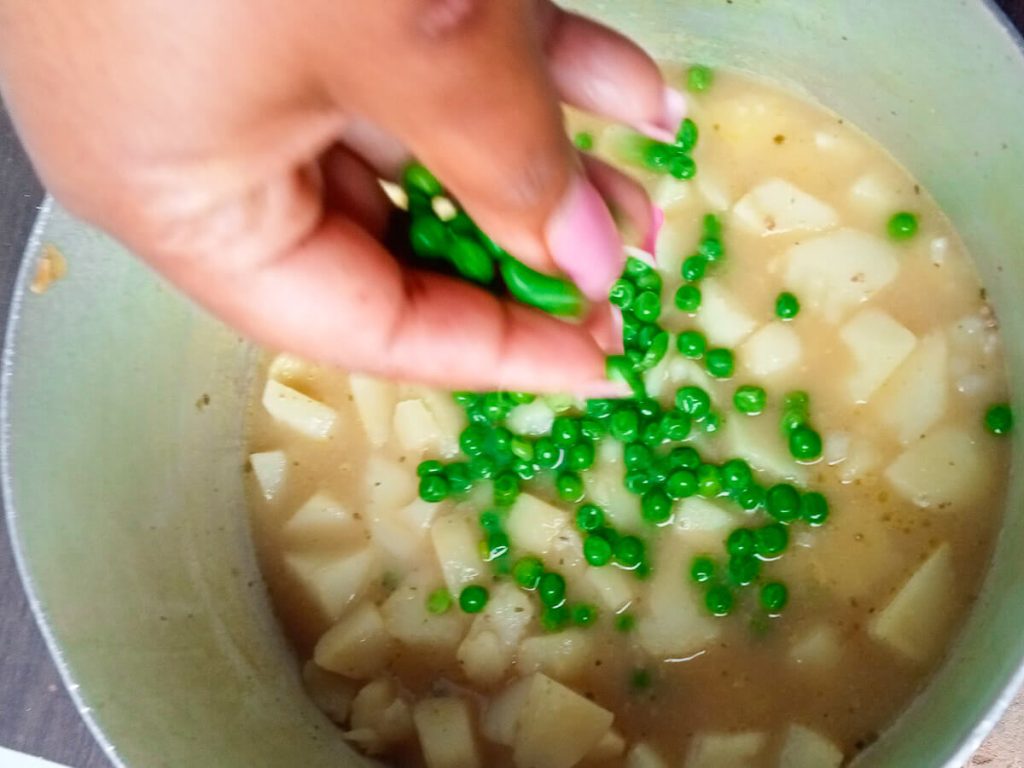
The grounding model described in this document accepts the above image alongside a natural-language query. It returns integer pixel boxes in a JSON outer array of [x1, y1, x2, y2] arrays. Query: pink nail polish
[[630, 87, 687, 143], [545, 177, 624, 301], [643, 206, 665, 257]]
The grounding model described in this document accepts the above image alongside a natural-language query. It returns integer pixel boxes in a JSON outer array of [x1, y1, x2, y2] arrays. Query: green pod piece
[[498, 256, 585, 317]]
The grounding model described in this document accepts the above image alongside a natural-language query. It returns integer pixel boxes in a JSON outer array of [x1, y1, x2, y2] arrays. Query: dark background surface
[[1, 4, 1023, 766]]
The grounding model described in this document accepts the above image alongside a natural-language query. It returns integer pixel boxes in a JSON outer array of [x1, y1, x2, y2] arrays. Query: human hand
[[0, 0, 683, 392]]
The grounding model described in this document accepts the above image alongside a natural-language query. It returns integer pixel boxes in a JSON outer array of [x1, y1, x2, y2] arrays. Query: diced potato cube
[[789, 625, 841, 668], [413, 697, 481, 768], [869, 544, 955, 662], [685, 731, 766, 768], [586, 729, 626, 762], [583, 463, 642, 533], [313, 602, 394, 679], [481, 675, 533, 746], [262, 379, 337, 440], [627, 742, 669, 768], [507, 400, 556, 436], [284, 491, 357, 542], [401, 498, 443, 532], [349, 678, 413, 755], [506, 494, 573, 556], [301, 661, 357, 725], [458, 584, 534, 685], [695, 279, 759, 348], [513, 674, 614, 768], [784, 229, 900, 322], [365, 455, 417, 523], [732, 178, 838, 236], [517, 629, 595, 682], [583, 566, 637, 613], [431, 514, 486, 593], [421, 389, 463, 457], [370, 513, 425, 562], [674, 497, 735, 546], [840, 308, 917, 403], [349, 373, 396, 448], [636, 540, 720, 658], [267, 352, 315, 385], [394, 399, 443, 454], [778, 724, 844, 768], [381, 579, 468, 653], [696, 167, 737, 210], [885, 427, 984, 509], [874, 333, 949, 444], [722, 414, 807, 483], [284, 547, 376, 621], [249, 450, 287, 501], [848, 171, 901, 215], [739, 322, 803, 379], [652, 176, 695, 211]]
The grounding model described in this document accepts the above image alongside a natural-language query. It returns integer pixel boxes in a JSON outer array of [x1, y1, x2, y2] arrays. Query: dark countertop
[[2, 6, 1024, 766]]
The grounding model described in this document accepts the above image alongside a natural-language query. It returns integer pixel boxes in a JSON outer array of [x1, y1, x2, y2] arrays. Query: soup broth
[[245, 69, 1011, 767]]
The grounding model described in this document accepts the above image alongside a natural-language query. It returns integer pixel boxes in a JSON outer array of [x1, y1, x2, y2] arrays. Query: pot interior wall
[[4, 1, 1023, 766]]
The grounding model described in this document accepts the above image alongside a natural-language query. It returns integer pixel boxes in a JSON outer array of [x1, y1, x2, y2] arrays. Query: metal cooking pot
[[3, 1, 1022, 765]]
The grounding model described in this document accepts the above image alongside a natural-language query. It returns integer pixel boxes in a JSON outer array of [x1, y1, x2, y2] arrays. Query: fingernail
[[631, 87, 687, 143], [643, 205, 665, 257], [546, 177, 624, 301]]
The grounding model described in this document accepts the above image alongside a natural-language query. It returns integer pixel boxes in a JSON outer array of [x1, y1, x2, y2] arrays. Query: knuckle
[[415, 0, 485, 40]]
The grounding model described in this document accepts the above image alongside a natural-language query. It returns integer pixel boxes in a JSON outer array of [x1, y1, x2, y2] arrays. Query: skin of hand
[[0, 0, 683, 393]]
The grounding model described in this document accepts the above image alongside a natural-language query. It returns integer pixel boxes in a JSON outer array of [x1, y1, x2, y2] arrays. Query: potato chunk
[[349, 678, 413, 755], [457, 583, 534, 685], [885, 427, 984, 508], [732, 178, 838, 236], [430, 514, 487, 593], [789, 625, 841, 668], [261, 379, 337, 439], [283, 547, 376, 621], [506, 494, 573, 556], [582, 565, 637, 613], [739, 322, 803, 379], [685, 731, 766, 768], [784, 229, 899, 322], [481, 675, 533, 747], [840, 308, 917, 403], [722, 415, 807, 484], [507, 400, 556, 436], [381, 578, 468, 654], [695, 279, 759, 347], [627, 742, 669, 768], [313, 602, 394, 679], [394, 399, 444, 454], [413, 697, 481, 768], [869, 544, 955, 662], [513, 673, 614, 768], [874, 333, 949, 444], [586, 729, 626, 762], [778, 724, 844, 768], [349, 373, 396, 448], [517, 629, 595, 682], [249, 450, 287, 501], [301, 661, 357, 725], [284, 491, 357, 543]]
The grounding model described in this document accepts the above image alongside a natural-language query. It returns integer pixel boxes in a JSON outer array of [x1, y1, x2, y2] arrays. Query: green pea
[[586, 399, 616, 420], [493, 472, 520, 507], [633, 290, 662, 322], [668, 153, 697, 180], [669, 446, 701, 470], [417, 460, 444, 477], [705, 585, 734, 616], [735, 483, 766, 511], [451, 238, 496, 284], [660, 410, 692, 442], [631, 668, 653, 690], [426, 588, 453, 614], [887, 211, 919, 241], [726, 527, 757, 557], [625, 256, 651, 279], [512, 459, 537, 481], [513, 557, 544, 590], [640, 331, 670, 371], [573, 131, 594, 151], [636, 398, 660, 419], [538, 572, 567, 608], [728, 553, 761, 586], [624, 470, 652, 496], [700, 411, 723, 435], [675, 285, 703, 313], [640, 421, 665, 448], [409, 215, 450, 259], [584, 534, 613, 566], [459, 425, 489, 457], [606, 355, 646, 398], [789, 426, 823, 462], [676, 386, 712, 418], [766, 483, 801, 522], [402, 162, 443, 197], [760, 582, 789, 613], [614, 612, 636, 632], [642, 490, 673, 524], [610, 279, 636, 310], [641, 139, 678, 171], [468, 455, 497, 481], [666, 469, 698, 500], [610, 409, 641, 443], [633, 267, 663, 293], [676, 118, 699, 152], [572, 603, 599, 627], [419, 473, 450, 503], [556, 471, 585, 503], [579, 418, 606, 442], [681, 254, 708, 282], [734, 385, 767, 415], [551, 416, 581, 448], [705, 348, 735, 379], [614, 536, 645, 569], [459, 584, 489, 613], [484, 532, 511, 561], [721, 458, 753, 492], [703, 213, 723, 239], [624, 443, 653, 472], [699, 237, 724, 261], [755, 523, 789, 559], [986, 403, 1014, 435], [697, 464, 724, 498], [498, 256, 584, 317], [690, 556, 716, 584], [534, 437, 563, 470], [687, 64, 714, 93], [452, 391, 478, 407], [775, 291, 801, 320], [541, 604, 570, 632], [800, 491, 830, 526], [507, 391, 536, 405], [566, 442, 596, 472], [576, 504, 605, 532], [478, 509, 503, 533]]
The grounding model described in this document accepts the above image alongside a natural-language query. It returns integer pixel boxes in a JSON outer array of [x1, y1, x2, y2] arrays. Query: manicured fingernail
[[631, 87, 687, 143], [643, 206, 665, 256], [584, 304, 624, 356], [546, 177, 624, 301]]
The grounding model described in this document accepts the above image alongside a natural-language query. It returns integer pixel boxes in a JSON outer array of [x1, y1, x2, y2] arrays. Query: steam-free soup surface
[[246, 69, 1010, 768]]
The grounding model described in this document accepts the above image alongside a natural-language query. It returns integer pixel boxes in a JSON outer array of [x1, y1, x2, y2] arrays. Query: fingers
[[320, 144, 392, 237], [541, 4, 686, 143], [583, 154, 655, 248], [160, 211, 620, 394]]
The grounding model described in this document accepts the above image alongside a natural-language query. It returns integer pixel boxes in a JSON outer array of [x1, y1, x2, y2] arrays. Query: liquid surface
[[245, 70, 1011, 767]]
